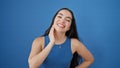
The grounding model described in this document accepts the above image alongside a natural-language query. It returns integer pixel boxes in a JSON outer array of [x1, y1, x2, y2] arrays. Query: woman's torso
[[40, 36, 73, 68]]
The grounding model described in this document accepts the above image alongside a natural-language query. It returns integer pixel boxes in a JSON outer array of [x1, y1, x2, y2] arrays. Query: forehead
[[57, 10, 72, 18]]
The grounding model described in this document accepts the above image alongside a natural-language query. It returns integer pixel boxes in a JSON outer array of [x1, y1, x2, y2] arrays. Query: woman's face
[[53, 10, 72, 33]]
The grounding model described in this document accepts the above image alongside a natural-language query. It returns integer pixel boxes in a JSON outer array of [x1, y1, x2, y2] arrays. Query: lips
[[57, 23, 65, 28]]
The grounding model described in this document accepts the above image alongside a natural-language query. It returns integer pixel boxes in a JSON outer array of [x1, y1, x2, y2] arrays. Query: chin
[[55, 28, 66, 33]]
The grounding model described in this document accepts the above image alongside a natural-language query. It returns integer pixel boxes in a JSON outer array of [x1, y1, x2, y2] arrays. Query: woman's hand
[[49, 26, 55, 44]]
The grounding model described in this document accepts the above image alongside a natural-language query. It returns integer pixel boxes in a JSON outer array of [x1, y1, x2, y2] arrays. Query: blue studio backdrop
[[0, 0, 120, 68]]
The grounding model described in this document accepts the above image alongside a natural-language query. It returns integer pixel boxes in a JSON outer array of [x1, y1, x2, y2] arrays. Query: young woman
[[28, 8, 94, 68]]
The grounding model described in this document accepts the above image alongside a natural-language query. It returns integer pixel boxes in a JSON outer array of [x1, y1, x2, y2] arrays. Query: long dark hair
[[43, 8, 82, 68]]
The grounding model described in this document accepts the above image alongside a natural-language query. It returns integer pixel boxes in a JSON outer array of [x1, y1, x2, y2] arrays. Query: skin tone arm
[[71, 39, 94, 68], [28, 27, 55, 68]]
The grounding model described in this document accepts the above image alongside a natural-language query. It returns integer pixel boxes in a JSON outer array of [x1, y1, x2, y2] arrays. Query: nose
[[60, 18, 65, 24]]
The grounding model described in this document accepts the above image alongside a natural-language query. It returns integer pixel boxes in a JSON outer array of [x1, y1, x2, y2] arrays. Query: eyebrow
[[58, 13, 72, 20], [58, 13, 63, 16]]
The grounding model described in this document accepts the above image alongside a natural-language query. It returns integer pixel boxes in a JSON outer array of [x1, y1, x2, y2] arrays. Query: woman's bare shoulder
[[71, 38, 83, 53], [32, 36, 45, 49], [28, 36, 45, 60], [71, 38, 81, 46]]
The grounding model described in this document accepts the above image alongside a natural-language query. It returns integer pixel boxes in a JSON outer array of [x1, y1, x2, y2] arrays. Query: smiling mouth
[[57, 23, 65, 28]]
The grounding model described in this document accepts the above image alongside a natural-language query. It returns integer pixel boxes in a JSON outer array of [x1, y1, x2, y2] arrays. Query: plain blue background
[[0, 0, 120, 68]]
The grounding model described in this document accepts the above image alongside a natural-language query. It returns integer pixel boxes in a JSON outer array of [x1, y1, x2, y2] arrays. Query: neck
[[54, 31, 66, 44]]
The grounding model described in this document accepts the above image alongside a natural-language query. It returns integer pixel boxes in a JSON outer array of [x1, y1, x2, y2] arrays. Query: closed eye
[[66, 18, 71, 22], [66, 20, 71, 22], [57, 16, 62, 18]]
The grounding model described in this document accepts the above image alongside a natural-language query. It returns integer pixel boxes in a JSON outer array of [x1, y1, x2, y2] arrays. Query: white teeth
[[57, 24, 65, 28]]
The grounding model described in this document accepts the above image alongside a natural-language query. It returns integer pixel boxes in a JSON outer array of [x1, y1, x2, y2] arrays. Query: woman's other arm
[[28, 37, 54, 68], [72, 39, 94, 68]]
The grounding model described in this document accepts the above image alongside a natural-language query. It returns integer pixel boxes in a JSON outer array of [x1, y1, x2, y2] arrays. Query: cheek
[[66, 22, 71, 27], [53, 20, 59, 28], [54, 19, 60, 24], [66, 23, 71, 30]]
